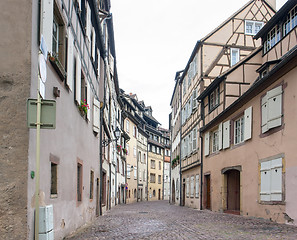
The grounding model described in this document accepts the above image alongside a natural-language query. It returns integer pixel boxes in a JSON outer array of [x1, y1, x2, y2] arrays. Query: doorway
[[172, 180, 175, 203], [205, 175, 211, 210], [182, 182, 185, 206], [225, 170, 240, 214], [96, 178, 99, 216], [158, 189, 161, 200]]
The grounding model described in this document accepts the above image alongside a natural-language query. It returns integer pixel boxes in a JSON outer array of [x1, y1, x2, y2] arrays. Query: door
[[182, 183, 185, 206], [140, 189, 143, 201], [158, 189, 161, 200], [96, 178, 99, 216], [226, 170, 240, 214], [205, 175, 211, 210], [172, 180, 175, 203]]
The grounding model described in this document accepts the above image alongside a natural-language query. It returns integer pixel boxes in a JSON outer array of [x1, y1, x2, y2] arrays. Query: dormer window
[[263, 25, 281, 54]]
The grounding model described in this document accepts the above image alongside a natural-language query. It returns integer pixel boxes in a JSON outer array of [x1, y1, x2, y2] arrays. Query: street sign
[[27, 99, 56, 129]]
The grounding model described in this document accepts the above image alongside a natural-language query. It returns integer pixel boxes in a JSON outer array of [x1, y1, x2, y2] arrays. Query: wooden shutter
[[192, 128, 197, 151], [204, 132, 210, 156], [93, 98, 100, 133], [75, 56, 81, 103], [190, 176, 194, 197], [261, 94, 268, 133], [192, 88, 197, 109], [270, 158, 282, 201], [244, 106, 252, 141], [86, 2, 91, 39], [267, 86, 282, 130], [91, 28, 96, 59], [186, 177, 189, 197], [218, 123, 223, 150], [260, 161, 271, 201], [41, 0, 54, 54], [66, 27, 74, 91], [223, 120, 230, 149], [127, 165, 130, 178], [195, 175, 199, 198]]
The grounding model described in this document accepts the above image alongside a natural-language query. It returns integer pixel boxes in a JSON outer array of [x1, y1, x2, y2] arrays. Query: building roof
[[255, 0, 296, 39]]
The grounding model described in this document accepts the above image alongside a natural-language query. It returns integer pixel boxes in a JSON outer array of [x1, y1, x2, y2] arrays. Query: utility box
[[39, 205, 54, 240]]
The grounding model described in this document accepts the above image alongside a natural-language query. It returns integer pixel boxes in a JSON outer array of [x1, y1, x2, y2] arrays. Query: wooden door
[[205, 175, 211, 209]]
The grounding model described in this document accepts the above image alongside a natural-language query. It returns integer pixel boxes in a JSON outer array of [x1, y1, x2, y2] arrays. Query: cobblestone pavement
[[66, 201, 297, 240]]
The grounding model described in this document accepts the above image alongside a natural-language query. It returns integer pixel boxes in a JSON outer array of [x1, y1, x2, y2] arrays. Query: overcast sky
[[111, 0, 287, 129]]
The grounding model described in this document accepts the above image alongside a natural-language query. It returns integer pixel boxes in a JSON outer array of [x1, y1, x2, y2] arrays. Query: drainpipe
[[200, 97, 205, 210], [169, 135, 172, 204], [137, 150, 139, 202], [179, 79, 183, 206]]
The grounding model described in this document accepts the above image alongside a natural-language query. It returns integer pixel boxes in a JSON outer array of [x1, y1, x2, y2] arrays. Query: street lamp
[[102, 126, 121, 147]]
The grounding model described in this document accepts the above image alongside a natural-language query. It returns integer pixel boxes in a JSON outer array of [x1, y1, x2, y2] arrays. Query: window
[[158, 175, 161, 184], [126, 120, 130, 133], [150, 173, 156, 183], [261, 86, 283, 134], [127, 164, 131, 178], [245, 20, 264, 35], [90, 170, 94, 200], [190, 176, 194, 197], [283, 5, 297, 36], [209, 87, 219, 111], [50, 162, 58, 197], [152, 145, 155, 153], [77, 162, 83, 202], [157, 147, 160, 154], [195, 175, 199, 198], [234, 116, 244, 144], [134, 166, 137, 180], [188, 133, 192, 154], [151, 160, 155, 169], [192, 88, 197, 110], [126, 143, 130, 155], [143, 170, 146, 182], [264, 25, 281, 54], [133, 146, 137, 157], [211, 130, 219, 153], [260, 157, 283, 202], [159, 161, 161, 170], [153, 189, 156, 197], [230, 48, 240, 66]]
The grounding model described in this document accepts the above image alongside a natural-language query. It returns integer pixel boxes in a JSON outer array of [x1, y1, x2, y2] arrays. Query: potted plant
[[78, 99, 89, 116], [117, 145, 122, 152], [122, 148, 127, 155]]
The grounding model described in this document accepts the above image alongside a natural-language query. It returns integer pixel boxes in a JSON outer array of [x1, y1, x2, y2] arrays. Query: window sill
[[50, 194, 58, 199], [49, 56, 66, 81], [259, 200, 285, 205]]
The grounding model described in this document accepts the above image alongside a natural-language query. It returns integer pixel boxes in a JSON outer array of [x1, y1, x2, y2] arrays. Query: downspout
[[200, 97, 205, 210], [179, 79, 183, 206], [146, 131, 149, 201], [137, 150, 139, 202], [169, 134, 172, 204]]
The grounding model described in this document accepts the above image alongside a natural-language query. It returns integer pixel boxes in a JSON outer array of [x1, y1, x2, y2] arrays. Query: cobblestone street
[[65, 201, 297, 240]]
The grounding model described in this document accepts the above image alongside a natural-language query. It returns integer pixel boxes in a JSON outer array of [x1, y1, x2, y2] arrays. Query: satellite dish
[[39, 53, 47, 83]]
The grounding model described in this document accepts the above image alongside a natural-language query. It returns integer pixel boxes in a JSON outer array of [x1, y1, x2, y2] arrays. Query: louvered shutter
[[261, 94, 268, 133], [267, 86, 282, 130], [66, 27, 74, 91], [260, 161, 271, 201], [204, 132, 210, 156], [91, 28, 96, 59], [244, 106, 252, 141], [270, 158, 282, 201], [86, 2, 91, 39], [192, 128, 197, 151], [75, 56, 81, 103], [223, 120, 230, 149], [195, 175, 199, 198], [93, 98, 100, 133], [41, 0, 54, 54], [192, 88, 197, 109], [86, 81, 91, 120]]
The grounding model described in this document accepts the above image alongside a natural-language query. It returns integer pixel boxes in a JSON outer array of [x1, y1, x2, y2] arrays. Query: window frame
[[209, 86, 220, 112], [234, 115, 244, 145], [245, 20, 264, 35]]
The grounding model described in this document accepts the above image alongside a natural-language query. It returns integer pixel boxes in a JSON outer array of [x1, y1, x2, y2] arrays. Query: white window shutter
[[218, 123, 223, 150], [86, 2, 91, 39], [195, 175, 199, 198], [190, 176, 194, 197], [188, 133, 192, 154], [97, 49, 101, 76], [127, 165, 130, 178], [66, 27, 74, 91], [93, 98, 100, 133], [244, 106, 252, 141], [41, 0, 54, 54], [204, 132, 210, 156], [87, 82, 91, 121], [91, 28, 96, 59], [223, 120, 230, 149], [192, 128, 197, 151], [270, 158, 282, 201], [192, 88, 197, 109], [75, 56, 81, 103], [260, 161, 271, 201], [261, 94, 268, 133], [267, 86, 282, 130]]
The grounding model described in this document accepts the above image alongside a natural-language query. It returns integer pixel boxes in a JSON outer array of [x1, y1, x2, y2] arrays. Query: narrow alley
[[66, 201, 297, 240]]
